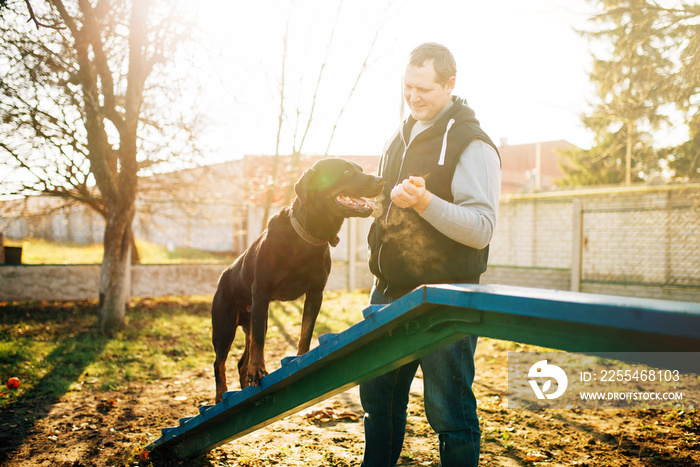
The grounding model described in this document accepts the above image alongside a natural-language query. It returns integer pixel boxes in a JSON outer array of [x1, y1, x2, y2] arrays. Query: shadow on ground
[[0, 302, 109, 463]]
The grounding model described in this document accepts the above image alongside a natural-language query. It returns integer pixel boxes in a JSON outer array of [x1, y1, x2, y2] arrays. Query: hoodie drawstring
[[438, 118, 455, 166]]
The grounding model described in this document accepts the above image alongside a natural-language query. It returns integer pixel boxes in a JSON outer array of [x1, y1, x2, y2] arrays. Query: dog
[[211, 158, 384, 402]]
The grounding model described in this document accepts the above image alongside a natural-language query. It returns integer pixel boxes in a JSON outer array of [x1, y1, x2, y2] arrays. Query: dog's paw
[[246, 365, 269, 387]]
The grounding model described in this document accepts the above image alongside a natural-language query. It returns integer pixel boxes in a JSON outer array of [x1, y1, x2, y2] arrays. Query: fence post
[[571, 200, 583, 292], [246, 205, 257, 248], [347, 218, 357, 291]]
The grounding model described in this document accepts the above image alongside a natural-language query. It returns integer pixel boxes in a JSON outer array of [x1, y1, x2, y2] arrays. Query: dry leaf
[[305, 409, 360, 423], [100, 436, 115, 446], [96, 398, 117, 412], [525, 451, 549, 462]]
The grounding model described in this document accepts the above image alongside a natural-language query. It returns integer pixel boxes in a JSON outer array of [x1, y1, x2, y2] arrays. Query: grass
[[9, 237, 236, 265], [0, 298, 189, 405], [0, 291, 369, 466], [0, 291, 368, 409]]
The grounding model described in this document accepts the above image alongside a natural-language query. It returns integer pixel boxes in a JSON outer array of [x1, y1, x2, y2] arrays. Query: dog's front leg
[[298, 289, 323, 355], [247, 292, 271, 387]]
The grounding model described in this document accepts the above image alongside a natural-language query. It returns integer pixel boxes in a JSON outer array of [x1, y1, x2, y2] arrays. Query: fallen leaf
[[100, 436, 115, 446], [525, 451, 549, 462], [96, 398, 117, 412], [305, 409, 360, 423], [336, 412, 360, 421]]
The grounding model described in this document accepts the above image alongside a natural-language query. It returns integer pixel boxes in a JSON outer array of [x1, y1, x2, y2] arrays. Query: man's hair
[[408, 42, 456, 86]]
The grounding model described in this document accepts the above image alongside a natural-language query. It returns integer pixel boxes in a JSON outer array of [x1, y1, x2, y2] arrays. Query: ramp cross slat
[[146, 284, 700, 460]]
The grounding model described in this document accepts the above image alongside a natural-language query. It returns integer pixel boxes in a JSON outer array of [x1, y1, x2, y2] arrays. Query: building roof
[[498, 140, 575, 193], [187, 155, 381, 206], [190, 142, 576, 205]]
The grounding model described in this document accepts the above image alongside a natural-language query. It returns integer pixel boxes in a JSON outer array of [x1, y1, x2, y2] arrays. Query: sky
[[191, 0, 599, 164]]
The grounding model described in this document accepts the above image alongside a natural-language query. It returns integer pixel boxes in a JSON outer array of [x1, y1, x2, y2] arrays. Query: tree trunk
[[130, 229, 141, 264], [97, 210, 134, 334]]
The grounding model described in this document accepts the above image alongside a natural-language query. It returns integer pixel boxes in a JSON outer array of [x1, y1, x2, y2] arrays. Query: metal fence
[[582, 203, 700, 288], [489, 199, 574, 270], [489, 185, 700, 298]]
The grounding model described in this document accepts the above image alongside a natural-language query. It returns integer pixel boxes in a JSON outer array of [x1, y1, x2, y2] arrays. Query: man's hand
[[390, 176, 433, 214]]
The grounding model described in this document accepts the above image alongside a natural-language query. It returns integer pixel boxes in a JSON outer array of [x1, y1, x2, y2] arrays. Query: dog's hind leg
[[246, 292, 271, 386], [211, 292, 239, 403], [237, 306, 252, 389]]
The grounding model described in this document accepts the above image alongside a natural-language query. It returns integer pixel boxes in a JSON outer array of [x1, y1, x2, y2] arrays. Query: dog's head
[[294, 158, 384, 218]]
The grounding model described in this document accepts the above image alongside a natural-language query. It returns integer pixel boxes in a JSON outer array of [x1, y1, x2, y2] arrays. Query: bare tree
[[324, 26, 383, 156], [259, 0, 392, 229], [0, 1, 201, 333], [261, 10, 293, 231]]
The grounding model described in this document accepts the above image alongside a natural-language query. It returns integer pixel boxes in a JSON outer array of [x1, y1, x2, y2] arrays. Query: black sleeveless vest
[[367, 97, 499, 297]]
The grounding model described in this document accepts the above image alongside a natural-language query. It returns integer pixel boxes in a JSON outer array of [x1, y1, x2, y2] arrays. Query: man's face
[[403, 60, 455, 122]]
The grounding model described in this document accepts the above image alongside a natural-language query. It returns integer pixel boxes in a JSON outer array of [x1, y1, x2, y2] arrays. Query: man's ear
[[294, 167, 315, 202], [445, 75, 456, 94]]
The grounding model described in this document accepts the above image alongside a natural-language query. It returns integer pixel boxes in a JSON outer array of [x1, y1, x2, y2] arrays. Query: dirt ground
[[1, 322, 699, 466]]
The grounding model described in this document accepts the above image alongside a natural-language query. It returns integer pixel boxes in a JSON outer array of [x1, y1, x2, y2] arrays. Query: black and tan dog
[[211, 158, 383, 402]]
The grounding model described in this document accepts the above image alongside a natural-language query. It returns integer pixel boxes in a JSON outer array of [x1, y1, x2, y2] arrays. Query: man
[[362, 42, 501, 467]]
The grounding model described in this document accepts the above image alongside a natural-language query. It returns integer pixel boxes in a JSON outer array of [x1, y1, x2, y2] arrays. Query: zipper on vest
[[377, 142, 410, 294], [376, 116, 459, 294]]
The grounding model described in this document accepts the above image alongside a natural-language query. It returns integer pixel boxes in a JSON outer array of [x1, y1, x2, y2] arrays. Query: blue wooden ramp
[[145, 284, 700, 460]]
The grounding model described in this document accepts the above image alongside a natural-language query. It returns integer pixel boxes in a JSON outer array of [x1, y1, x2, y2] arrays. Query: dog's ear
[[294, 167, 315, 202]]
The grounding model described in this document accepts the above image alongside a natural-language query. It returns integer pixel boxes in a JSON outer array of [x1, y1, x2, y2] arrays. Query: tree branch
[[325, 26, 380, 155], [295, 0, 344, 154], [78, 0, 125, 135], [23, 0, 64, 30], [48, 0, 120, 204]]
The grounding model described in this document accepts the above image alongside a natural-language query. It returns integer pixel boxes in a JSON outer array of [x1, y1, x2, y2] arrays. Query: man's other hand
[[390, 176, 433, 213]]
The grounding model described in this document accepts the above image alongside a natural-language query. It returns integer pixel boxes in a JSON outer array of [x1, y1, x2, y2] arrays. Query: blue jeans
[[360, 286, 480, 467]]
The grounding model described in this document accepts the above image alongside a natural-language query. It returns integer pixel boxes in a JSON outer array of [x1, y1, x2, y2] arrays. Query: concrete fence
[[2, 185, 699, 304], [3, 259, 696, 303], [0, 260, 375, 302]]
